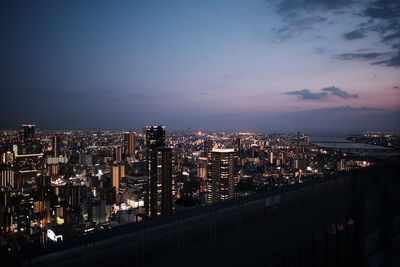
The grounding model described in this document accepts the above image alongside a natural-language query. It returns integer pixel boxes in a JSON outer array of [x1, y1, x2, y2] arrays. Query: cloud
[[371, 51, 400, 66], [394, 86, 399, 89], [343, 29, 365, 40], [334, 1, 400, 67], [361, 0, 400, 67], [364, 1, 400, 20], [285, 86, 359, 100], [321, 86, 358, 99], [273, 16, 327, 41], [316, 105, 383, 112], [276, 0, 355, 13], [335, 50, 400, 67], [284, 89, 328, 100], [383, 33, 400, 43], [335, 52, 390, 60]]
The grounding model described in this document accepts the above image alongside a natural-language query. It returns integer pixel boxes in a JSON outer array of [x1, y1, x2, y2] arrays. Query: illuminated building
[[15, 153, 44, 186], [232, 138, 240, 186], [52, 134, 61, 157], [145, 126, 165, 148], [0, 164, 15, 188], [197, 157, 208, 193], [124, 131, 135, 157], [114, 146, 122, 163], [145, 126, 173, 217], [112, 164, 125, 194], [208, 148, 237, 204], [280, 152, 286, 166], [203, 139, 213, 200]]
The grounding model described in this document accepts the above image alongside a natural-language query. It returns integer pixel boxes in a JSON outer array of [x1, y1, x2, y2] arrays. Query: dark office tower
[[22, 124, 35, 140], [124, 131, 135, 157], [232, 138, 240, 186], [233, 137, 241, 152], [145, 126, 165, 148], [203, 139, 213, 156], [114, 146, 122, 163], [145, 126, 172, 217], [53, 135, 57, 157], [128, 131, 135, 156], [149, 147, 173, 216], [208, 149, 237, 204], [53, 134, 61, 157]]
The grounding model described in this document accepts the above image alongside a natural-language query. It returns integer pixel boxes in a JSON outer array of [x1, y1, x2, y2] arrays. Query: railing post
[[135, 229, 146, 267], [260, 198, 266, 267], [177, 219, 185, 267], [209, 211, 216, 267], [353, 172, 365, 267], [380, 174, 393, 246]]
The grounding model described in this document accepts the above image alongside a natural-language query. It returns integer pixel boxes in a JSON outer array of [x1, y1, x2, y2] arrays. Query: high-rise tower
[[208, 148, 237, 204], [124, 131, 135, 157], [145, 126, 172, 217], [203, 139, 213, 201], [22, 124, 35, 140]]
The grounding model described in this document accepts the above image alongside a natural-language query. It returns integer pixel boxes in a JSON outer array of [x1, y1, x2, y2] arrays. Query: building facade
[[208, 149, 237, 204], [145, 126, 172, 217]]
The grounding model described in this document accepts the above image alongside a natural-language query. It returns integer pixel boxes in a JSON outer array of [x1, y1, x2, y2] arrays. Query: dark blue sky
[[1, 0, 399, 131]]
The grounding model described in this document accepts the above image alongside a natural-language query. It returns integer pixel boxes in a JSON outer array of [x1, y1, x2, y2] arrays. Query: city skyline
[[1, 0, 400, 131], [1, 1, 399, 265]]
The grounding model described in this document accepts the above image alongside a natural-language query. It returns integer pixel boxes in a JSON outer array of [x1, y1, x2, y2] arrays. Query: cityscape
[[1, 124, 399, 264], [1, 0, 400, 266]]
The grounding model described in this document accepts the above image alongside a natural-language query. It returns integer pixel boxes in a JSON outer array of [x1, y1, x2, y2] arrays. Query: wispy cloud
[[285, 86, 358, 100], [273, 16, 327, 42], [321, 86, 358, 99], [338, 0, 400, 67], [370, 51, 400, 67], [275, 0, 356, 13], [316, 105, 383, 112], [343, 29, 365, 40], [284, 89, 328, 100], [335, 52, 390, 60]]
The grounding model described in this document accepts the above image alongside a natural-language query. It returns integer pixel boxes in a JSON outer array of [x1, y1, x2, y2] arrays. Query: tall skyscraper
[[233, 137, 241, 152], [145, 126, 165, 148], [203, 139, 213, 156], [232, 138, 240, 186], [112, 164, 125, 195], [145, 126, 172, 217], [203, 139, 213, 200], [0, 164, 15, 188], [154, 147, 173, 216], [22, 124, 35, 140], [280, 152, 286, 166], [208, 148, 237, 204], [114, 146, 122, 163], [53, 134, 61, 157], [124, 131, 135, 157], [269, 152, 274, 165], [53, 135, 58, 157]]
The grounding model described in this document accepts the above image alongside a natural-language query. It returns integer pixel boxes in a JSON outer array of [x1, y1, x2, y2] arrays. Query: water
[[309, 135, 389, 150]]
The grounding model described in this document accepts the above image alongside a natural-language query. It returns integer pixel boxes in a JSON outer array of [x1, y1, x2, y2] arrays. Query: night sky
[[1, 0, 399, 131]]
